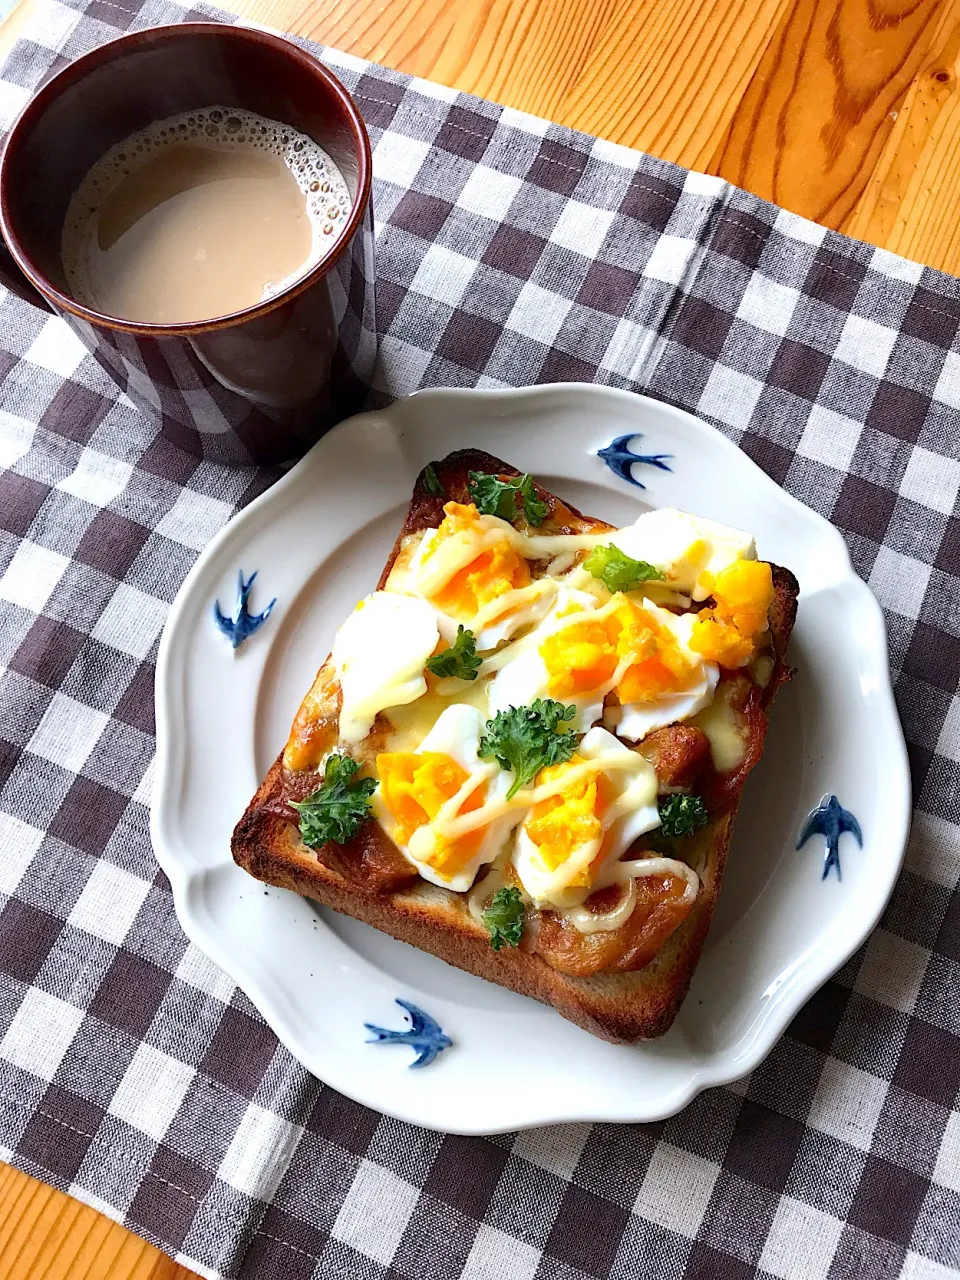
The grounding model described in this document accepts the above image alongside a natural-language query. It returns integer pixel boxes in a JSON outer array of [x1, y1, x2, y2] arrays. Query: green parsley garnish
[[291, 754, 377, 847], [583, 543, 664, 593], [644, 829, 679, 855], [422, 463, 445, 498], [658, 793, 709, 839], [425, 625, 482, 680], [482, 886, 525, 951], [478, 699, 578, 800], [467, 470, 548, 526]]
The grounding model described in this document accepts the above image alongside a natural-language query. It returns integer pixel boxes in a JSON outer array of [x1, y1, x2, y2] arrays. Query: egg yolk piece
[[540, 615, 620, 697], [616, 601, 700, 703], [689, 560, 774, 668], [541, 595, 699, 703], [376, 750, 486, 876], [425, 502, 531, 623], [524, 757, 610, 883]]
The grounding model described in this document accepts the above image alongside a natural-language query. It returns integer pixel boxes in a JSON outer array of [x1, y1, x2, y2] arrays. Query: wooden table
[[2, 0, 959, 1276]]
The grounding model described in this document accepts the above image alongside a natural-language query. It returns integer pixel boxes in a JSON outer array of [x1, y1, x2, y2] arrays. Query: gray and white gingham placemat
[[1, 0, 958, 1276]]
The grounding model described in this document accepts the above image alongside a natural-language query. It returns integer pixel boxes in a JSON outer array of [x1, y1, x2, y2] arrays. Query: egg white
[[332, 591, 439, 744], [512, 726, 660, 909], [609, 507, 756, 600]]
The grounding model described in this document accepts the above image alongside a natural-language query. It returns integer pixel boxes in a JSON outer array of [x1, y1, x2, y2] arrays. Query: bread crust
[[232, 449, 799, 1043]]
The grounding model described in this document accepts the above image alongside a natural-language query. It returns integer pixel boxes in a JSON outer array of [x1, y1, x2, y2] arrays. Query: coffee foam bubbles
[[61, 106, 352, 312]]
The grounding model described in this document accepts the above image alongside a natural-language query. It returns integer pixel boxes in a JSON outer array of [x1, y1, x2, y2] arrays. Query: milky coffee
[[61, 107, 351, 325]]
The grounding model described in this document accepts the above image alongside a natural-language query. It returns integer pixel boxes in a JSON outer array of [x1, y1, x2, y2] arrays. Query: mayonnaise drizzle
[[561, 856, 699, 934], [411, 513, 609, 600], [470, 576, 558, 635], [406, 750, 654, 863], [476, 590, 627, 680]]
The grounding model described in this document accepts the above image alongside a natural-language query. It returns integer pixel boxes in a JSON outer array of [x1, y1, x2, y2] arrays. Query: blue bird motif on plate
[[364, 998, 452, 1068], [213, 570, 276, 650], [597, 433, 673, 488], [797, 794, 863, 881]]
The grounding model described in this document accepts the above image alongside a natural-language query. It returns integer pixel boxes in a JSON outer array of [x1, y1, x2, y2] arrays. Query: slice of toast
[[233, 449, 798, 1043]]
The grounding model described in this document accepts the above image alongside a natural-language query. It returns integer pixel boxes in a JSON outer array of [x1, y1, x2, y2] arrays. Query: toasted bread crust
[[232, 449, 799, 1043]]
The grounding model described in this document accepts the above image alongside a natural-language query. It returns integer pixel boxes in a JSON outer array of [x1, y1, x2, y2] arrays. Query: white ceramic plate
[[152, 383, 911, 1134]]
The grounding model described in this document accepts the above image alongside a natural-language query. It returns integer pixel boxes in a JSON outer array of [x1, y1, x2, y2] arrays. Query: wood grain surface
[[0, 1164, 195, 1280], [2, 0, 960, 1277], [221, 0, 960, 271]]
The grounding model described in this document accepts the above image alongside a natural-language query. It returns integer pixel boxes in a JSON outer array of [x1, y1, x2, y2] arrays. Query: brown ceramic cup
[[0, 23, 376, 465]]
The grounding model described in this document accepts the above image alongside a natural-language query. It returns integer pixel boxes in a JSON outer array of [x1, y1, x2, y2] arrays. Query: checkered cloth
[[1, 0, 958, 1277]]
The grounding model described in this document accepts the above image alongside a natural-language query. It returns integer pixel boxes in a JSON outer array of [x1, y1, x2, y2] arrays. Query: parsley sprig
[[467, 470, 548, 527], [291, 754, 377, 847], [425, 625, 482, 680], [658, 793, 709, 839], [482, 886, 525, 951], [583, 543, 664, 593], [422, 463, 445, 497], [478, 699, 578, 799]]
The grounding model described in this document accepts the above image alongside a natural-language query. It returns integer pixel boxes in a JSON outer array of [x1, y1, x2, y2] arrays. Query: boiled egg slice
[[609, 507, 756, 601], [487, 587, 608, 731], [332, 591, 438, 744], [512, 726, 659, 910], [488, 589, 718, 741], [373, 704, 520, 892], [607, 606, 719, 741], [405, 502, 558, 650]]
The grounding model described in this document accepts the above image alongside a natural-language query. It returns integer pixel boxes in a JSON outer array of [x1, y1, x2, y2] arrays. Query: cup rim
[[0, 22, 373, 336]]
